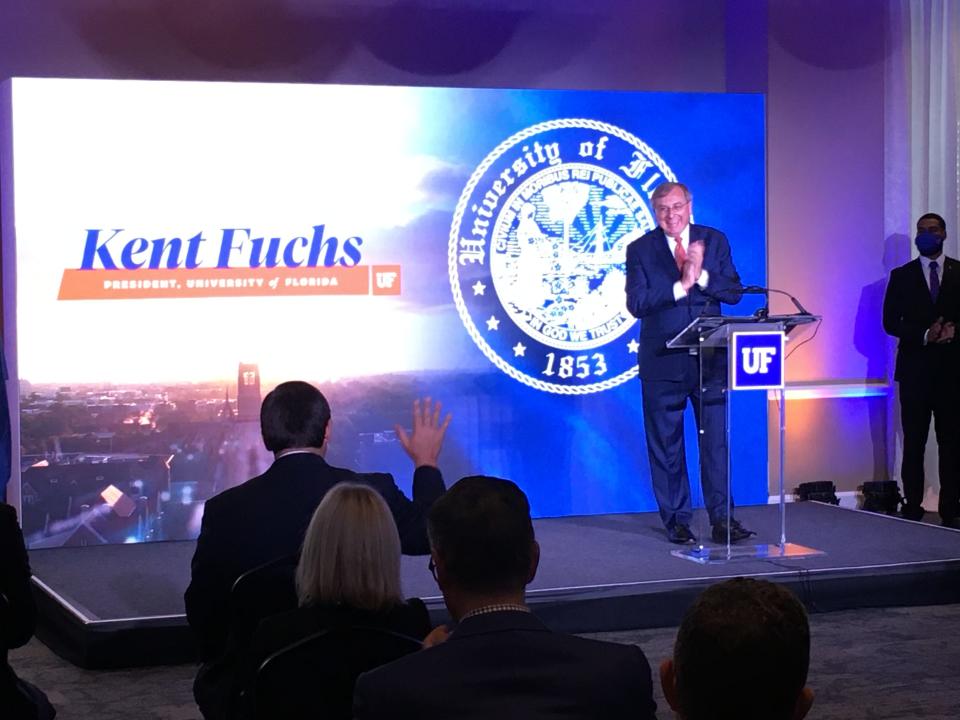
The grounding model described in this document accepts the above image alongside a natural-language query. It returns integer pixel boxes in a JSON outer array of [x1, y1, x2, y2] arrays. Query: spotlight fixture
[[859, 481, 902, 515], [794, 481, 839, 505]]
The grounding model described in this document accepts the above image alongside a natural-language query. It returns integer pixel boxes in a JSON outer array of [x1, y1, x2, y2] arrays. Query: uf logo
[[371, 265, 401, 295], [731, 331, 785, 390], [742, 347, 777, 375], [376, 272, 398, 289]]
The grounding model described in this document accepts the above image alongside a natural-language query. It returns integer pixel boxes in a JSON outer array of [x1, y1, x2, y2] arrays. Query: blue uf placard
[[731, 331, 785, 390]]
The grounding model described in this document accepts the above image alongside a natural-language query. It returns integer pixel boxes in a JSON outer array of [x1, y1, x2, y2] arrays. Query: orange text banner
[[56, 266, 402, 300]]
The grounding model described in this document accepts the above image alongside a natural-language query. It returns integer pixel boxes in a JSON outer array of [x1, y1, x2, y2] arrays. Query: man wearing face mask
[[882, 213, 960, 528]]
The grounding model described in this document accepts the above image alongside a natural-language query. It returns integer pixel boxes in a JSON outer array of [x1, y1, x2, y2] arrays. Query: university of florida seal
[[449, 118, 681, 394]]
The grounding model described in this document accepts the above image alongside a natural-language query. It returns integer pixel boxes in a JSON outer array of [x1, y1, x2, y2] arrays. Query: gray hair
[[650, 181, 692, 204], [296, 483, 403, 611]]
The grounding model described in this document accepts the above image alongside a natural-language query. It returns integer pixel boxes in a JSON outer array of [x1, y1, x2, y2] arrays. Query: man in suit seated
[[353, 475, 658, 720], [185, 381, 450, 718], [1, 502, 56, 720], [659, 578, 813, 720]]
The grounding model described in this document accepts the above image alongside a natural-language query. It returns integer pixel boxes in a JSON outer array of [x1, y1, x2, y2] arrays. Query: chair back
[[229, 554, 299, 648], [253, 625, 422, 719]]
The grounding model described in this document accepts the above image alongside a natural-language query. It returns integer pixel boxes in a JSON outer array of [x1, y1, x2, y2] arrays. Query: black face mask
[[915, 231, 944, 257]]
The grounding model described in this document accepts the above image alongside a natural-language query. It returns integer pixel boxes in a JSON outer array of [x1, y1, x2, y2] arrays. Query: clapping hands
[[681, 240, 705, 291], [927, 317, 956, 344]]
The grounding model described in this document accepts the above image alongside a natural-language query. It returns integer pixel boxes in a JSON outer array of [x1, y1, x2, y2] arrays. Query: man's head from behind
[[662, 578, 813, 720], [427, 476, 538, 615], [260, 381, 331, 454]]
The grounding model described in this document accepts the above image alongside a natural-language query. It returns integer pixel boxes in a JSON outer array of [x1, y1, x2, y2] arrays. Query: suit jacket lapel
[[940, 257, 959, 291], [909, 259, 935, 312], [650, 227, 679, 278], [936, 257, 959, 313], [688, 224, 710, 263]]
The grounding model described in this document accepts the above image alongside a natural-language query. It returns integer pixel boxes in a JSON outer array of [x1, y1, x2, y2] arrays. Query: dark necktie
[[930, 260, 940, 303]]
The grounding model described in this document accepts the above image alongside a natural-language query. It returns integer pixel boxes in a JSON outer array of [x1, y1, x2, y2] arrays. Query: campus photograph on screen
[[1, 78, 767, 547]]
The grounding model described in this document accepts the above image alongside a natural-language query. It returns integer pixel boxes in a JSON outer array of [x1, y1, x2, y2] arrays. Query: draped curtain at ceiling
[[893, 0, 960, 256]]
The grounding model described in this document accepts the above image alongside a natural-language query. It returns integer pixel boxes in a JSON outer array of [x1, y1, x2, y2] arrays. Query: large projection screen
[[1, 78, 767, 548]]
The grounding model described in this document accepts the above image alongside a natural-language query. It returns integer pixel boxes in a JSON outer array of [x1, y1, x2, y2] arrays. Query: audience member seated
[[660, 577, 814, 720], [185, 382, 450, 719], [353, 475, 658, 720], [238, 483, 431, 718], [1, 502, 56, 720]]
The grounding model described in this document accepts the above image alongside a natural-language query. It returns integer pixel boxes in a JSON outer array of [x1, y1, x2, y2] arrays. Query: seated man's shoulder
[[203, 459, 318, 511], [0, 501, 16, 523], [345, 469, 396, 490], [201, 478, 254, 516], [0, 502, 26, 552], [355, 631, 654, 719], [561, 633, 650, 667], [365, 627, 646, 679], [356, 638, 442, 692], [552, 635, 656, 714]]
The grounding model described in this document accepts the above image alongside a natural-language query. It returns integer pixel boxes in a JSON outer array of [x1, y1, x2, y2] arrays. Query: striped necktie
[[673, 237, 685, 272]]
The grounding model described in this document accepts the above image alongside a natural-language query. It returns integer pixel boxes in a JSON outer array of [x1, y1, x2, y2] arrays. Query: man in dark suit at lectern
[[882, 213, 960, 528], [625, 182, 753, 545]]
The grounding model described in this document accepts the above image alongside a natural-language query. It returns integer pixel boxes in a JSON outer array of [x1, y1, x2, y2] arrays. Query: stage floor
[[28, 502, 960, 667]]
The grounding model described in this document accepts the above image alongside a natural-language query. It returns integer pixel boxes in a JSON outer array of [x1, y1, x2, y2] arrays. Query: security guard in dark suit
[[883, 213, 960, 528]]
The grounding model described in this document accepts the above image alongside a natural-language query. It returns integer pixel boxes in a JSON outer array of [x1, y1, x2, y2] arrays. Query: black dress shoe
[[901, 504, 926, 522], [941, 517, 960, 530], [667, 524, 697, 544], [711, 519, 756, 544]]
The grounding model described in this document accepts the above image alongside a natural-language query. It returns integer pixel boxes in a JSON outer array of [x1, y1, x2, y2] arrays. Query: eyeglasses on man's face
[[654, 199, 690, 216]]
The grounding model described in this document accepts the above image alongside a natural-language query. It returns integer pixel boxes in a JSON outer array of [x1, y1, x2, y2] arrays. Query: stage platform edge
[[29, 502, 960, 669]]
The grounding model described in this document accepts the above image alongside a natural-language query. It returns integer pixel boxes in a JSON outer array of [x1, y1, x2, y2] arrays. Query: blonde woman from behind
[[241, 483, 431, 718]]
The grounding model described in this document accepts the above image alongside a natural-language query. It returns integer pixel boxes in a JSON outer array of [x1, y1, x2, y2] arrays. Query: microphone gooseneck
[[737, 283, 811, 315]]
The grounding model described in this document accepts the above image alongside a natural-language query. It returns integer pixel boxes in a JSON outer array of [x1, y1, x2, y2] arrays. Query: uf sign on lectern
[[731, 331, 785, 390]]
